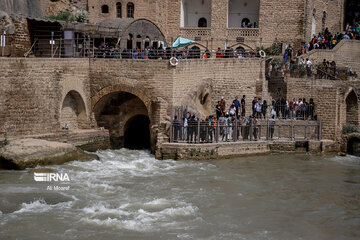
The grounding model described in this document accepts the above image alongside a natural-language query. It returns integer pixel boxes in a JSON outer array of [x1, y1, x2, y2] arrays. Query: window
[[101, 5, 109, 14], [198, 18, 207, 28], [127, 2, 134, 18], [116, 2, 122, 18]]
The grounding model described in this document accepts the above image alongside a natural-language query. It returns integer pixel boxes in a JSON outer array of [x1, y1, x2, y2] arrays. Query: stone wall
[[284, 77, 360, 140], [0, 57, 356, 148], [303, 0, 343, 41], [299, 40, 360, 74], [0, 57, 263, 135], [0, 58, 91, 136], [172, 58, 265, 118]]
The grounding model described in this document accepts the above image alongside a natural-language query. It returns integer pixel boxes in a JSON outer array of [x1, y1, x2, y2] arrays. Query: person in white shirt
[[306, 58, 312, 76]]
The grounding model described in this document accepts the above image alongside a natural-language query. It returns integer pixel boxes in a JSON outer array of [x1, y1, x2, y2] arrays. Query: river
[[0, 149, 359, 240]]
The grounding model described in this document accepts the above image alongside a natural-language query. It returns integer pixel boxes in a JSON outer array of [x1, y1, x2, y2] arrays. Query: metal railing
[[24, 37, 261, 60], [169, 119, 322, 144], [269, 64, 355, 80]]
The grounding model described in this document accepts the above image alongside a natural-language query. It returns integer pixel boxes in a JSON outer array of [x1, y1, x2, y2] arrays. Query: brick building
[[34, 0, 358, 51]]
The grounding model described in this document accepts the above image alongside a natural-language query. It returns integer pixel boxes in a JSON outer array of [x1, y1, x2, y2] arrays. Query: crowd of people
[[172, 95, 316, 143], [92, 46, 258, 60], [215, 96, 316, 121], [296, 23, 360, 57]]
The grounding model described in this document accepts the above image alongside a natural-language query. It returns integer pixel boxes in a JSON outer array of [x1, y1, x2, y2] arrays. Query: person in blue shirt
[[232, 96, 241, 117]]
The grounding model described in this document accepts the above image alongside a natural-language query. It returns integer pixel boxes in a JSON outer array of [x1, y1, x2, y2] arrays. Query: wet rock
[[0, 138, 99, 170]]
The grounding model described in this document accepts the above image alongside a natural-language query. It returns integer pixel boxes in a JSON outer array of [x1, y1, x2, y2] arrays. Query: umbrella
[[171, 37, 195, 48]]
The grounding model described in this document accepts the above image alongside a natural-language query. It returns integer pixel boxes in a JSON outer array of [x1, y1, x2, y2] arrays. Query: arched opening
[[101, 5, 109, 14], [236, 46, 245, 52], [346, 90, 359, 125], [228, 0, 259, 28], [60, 91, 87, 130], [189, 46, 201, 58], [180, 0, 212, 27], [198, 18, 207, 27], [93, 92, 150, 149], [116, 2, 122, 18], [124, 115, 151, 149], [127, 2, 134, 18], [127, 34, 133, 49], [344, 0, 360, 29], [136, 34, 142, 49], [144, 36, 150, 48], [347, 137, 360, 156]]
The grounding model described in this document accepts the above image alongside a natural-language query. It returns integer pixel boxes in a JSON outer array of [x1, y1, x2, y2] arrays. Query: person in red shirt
[[216, 48, 224, 58]]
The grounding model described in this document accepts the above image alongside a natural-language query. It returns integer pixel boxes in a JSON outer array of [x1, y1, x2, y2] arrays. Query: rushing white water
[[0, 149, 360, 239]]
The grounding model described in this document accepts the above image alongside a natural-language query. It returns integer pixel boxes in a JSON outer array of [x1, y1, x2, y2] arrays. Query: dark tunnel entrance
[[93, 91, 151, 150], [124, 115, 151, 150], [347, 137, 360, 157]]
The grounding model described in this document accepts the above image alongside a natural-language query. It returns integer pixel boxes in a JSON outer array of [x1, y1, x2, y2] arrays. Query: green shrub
[[47, 10, 87, 23], [342, 124, 358, 134], [270, 40, 282, 56], [76, 12, 87, 23]]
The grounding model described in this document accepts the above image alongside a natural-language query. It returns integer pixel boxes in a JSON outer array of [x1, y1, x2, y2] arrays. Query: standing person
[[229, 103, 236, 117], [233, 96, 241, 117], [275, 98, 281, 119], [268, 115, 275, 139], [182, 113, 188, 140], [289, 99, 295, 120], [220, 97, 226, 116], [241, 95, 246, 117], [215, 101, 222, 119], [281, 97, 287, 119], [253, 116, 259, 140], [173, 116, 180, 142], [262, 100, 268, 119], [187, 115, 196, 143], [306, 58, 312, 76], [252, 97, 257, 117], [309, 98, 315, 120], [255, 98, 262, 119], [216, 48, 223, 58]]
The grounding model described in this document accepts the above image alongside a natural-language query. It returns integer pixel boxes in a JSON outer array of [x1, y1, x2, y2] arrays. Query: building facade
[[81, 0, 354, 50]]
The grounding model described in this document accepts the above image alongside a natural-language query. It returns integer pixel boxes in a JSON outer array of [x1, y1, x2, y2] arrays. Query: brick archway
[[91, 84, 153, 114], [60, 90, 88, 130], [91, 84, 157, 149], [345, 89, 359, 126]]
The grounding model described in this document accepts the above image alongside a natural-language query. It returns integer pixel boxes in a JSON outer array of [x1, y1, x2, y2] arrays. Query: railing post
[[266, 121, 269, 140], [291, 120, 294, 141], [59, 38, 62, 58], [250, 120, 253, 141], [197, 119, 200, 144], [304, 125, 307, 140], [169, 123, 173, 143], [319, 120, 322, 140], [234, 119, 238, 142], [206, 122, 209, 143], [216, 121, 219, 143], [278, 123, 281, 140], [259, 122, 262, 140]]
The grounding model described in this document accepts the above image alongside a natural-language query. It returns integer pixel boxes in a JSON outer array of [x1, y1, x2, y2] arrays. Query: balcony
[[180, 28, 211, 39], [226, 28, 259, 40]]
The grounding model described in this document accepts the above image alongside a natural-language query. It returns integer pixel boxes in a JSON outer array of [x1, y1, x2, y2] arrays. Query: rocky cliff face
[[0, 0, 43, 17]]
